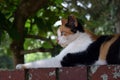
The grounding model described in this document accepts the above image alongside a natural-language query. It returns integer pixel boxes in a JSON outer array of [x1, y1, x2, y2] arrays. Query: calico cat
[[16, 15, 120, 69], [61, 15, 120, 66]]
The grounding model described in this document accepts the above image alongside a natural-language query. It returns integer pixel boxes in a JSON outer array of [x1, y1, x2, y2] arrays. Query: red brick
[[59, 66, 87, 80], [91, 65, 120, 80], [28, 68, 56, 80], [0, 70, 25, 80]]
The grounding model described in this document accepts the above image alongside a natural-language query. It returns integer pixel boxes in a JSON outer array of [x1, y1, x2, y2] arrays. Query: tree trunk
[[115, 9, 120, 33], [115, 22, 120, 33], [10, 0, 48, 68], [113, 0, 120, 33], [11, 15, 26, 67]]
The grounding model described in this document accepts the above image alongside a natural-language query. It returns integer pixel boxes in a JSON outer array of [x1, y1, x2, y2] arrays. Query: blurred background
[[0, 0, 120, 69]]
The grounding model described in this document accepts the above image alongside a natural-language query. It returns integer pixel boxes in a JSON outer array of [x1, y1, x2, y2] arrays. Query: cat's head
[[57, 15, 85, 47]]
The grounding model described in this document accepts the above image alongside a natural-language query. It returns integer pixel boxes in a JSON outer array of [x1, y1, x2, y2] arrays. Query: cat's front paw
[[16, 64, 26, 69]]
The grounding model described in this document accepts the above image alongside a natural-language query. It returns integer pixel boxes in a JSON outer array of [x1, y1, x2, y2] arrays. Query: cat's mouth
[[57, 38, 68, 48]]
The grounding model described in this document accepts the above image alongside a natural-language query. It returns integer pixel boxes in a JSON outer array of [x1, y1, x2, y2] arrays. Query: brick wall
[[0, 65, 120, 80]]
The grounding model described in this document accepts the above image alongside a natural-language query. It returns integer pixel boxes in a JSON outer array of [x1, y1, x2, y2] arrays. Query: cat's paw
[[94, 60, 107, 65], [16, 64, 26, 69]]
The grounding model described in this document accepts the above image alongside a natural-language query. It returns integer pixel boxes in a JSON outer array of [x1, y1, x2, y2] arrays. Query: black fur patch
[[65, 20, 84, 33], [61, 35, 113, 67], [106, 36, 120, 64], [76, 21, 84, 32], [65, 15, 84, 33]]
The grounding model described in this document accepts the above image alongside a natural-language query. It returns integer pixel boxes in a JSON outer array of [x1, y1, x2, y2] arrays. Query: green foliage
[[0, 32, 13, 69], [24, 39, 41, 50], [0, 55, 13, 69], [65, 0, 120, 34], [42, 42, 53, 49], [25, 52, 51, 63]]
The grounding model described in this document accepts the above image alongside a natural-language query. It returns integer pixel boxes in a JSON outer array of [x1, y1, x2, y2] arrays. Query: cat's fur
[[16, 15, 120, 69]]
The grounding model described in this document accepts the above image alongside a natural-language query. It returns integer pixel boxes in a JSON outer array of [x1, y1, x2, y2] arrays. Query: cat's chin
[[59, 43, 68, 48], [58, 41, 69, 48]]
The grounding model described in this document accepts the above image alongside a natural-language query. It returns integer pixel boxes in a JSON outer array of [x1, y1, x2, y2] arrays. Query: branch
[[25, 34, 55, 47], [19, 0, 49, 17], [26, 34, 48, 40], [20, 47, 52, 55]]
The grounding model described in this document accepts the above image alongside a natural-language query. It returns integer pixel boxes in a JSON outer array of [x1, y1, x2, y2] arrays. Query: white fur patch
[[16, 58, 61, 69], [94, 59, 107, 65], [56, 32, 93, 60], [16, 31, 93, 69]]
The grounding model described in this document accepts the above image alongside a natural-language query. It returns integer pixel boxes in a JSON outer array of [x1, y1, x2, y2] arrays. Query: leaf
[[42, 41, 53, 49], [55, 0, 63, 4]]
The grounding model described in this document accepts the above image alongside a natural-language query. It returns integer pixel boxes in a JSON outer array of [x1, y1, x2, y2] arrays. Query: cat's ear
[[61, 19, 67, 25], [67, 14, 78, 27]]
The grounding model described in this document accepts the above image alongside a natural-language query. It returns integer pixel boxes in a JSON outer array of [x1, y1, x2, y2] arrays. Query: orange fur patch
[[99, 34, 120, 61], [59, 25, 74, 36], [84, 29, 98, 41]]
